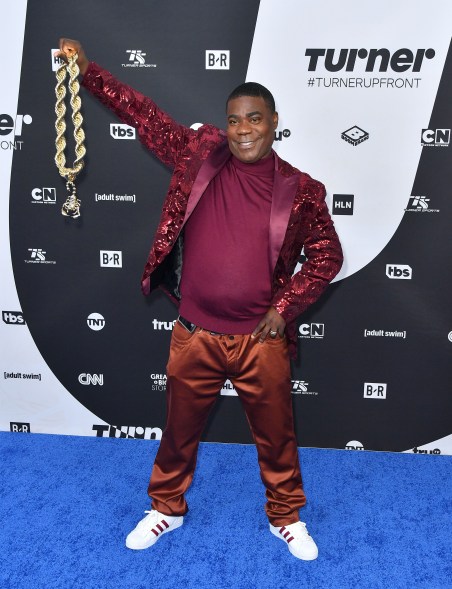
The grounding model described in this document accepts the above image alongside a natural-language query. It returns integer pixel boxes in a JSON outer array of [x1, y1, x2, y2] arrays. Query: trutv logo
[[305, 48, 435, 72]]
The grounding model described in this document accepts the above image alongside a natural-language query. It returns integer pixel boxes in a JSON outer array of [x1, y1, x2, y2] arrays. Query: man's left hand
[[252, 307, 286, 343]]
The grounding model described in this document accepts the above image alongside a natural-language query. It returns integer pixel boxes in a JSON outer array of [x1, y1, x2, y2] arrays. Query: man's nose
[[237, 120, 251, 134]]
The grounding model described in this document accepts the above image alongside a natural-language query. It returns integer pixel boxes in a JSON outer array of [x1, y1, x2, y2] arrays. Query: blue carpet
[[0, 432, 451, 589]]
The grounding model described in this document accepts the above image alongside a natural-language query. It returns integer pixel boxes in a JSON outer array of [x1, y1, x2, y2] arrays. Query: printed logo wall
[[1, 0, 451, 454]]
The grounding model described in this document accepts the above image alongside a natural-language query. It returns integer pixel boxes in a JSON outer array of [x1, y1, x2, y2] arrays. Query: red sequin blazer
[[83, 63, 343, 357]]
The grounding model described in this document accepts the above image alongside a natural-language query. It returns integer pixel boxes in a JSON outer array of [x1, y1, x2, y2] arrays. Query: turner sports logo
[[122, 50, 157, 68], [291, 380, 318, 396], [405, 196, 439, 213], [92, 424, 162, 440], [305, 48, 435, 72]]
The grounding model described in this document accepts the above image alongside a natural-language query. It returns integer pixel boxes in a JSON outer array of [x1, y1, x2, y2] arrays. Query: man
[[57, 38, 343, 561]]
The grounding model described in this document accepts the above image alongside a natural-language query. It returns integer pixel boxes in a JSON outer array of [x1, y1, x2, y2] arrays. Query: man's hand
[[55, 38, 89, 76], [251, 307, 286, 343]]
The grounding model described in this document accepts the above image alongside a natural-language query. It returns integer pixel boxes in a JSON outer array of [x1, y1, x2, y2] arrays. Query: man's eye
[[250, 118, 260, 124]]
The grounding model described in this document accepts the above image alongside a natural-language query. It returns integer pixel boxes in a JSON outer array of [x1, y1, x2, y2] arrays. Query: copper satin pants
[[147, 321, 306, 526]]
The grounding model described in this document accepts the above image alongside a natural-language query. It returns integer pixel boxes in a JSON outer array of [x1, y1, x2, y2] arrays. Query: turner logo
[[110, 124, 135, 139], [364, 383, 387, 399], [78, 373, 104, 386], [205, 50, 230, 70], [0, 113, 32, 151], [386, 264, 412, 279], [341, 126, 369, 146], [421, 128, 450, 147], [305, 48, 435, 72], [2, 311, 25, 325], [31, 187, 56, 204]]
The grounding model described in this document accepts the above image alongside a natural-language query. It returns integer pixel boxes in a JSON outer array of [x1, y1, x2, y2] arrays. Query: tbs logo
[[364, 383, 387, 399], [341, 126, 369, 146], [386, 264, 412, 279], [205, 50, 230, 70], [421, 128, 450, 147], [110, 124, 135, 139], [31, 188, 56, 203], [100, 250, 122, 268], [2, 311, 25, 325]]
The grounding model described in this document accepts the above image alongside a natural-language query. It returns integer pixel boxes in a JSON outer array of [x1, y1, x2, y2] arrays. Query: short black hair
[[226, 82, 276, 114]]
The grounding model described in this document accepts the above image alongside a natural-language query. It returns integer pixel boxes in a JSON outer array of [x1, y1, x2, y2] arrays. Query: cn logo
[[299, 323, 324, 338], [100, 250, 122, 268], [421, 128, 450, 147], [110, 124, 135, 139], [364, 383, 387, 399], [205, 50, 230, 70], [78, 373, 104, 386], [31, 188, 56, 203], [386, 264, 412, 279]]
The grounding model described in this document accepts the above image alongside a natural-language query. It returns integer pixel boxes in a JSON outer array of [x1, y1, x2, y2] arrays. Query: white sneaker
[[269, 521, 319, 560], [125, 510, 183, 550]]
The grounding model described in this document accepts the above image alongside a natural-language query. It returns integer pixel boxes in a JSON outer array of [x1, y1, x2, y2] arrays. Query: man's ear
[[273, 112, 279, 129]]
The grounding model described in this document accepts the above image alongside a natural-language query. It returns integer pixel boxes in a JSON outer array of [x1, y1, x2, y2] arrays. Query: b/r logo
[[205, 50, 230, 70], [364, 383, 387, 399], [100, 250, 122, 268]]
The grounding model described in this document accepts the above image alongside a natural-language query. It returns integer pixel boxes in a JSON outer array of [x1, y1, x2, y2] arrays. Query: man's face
[[226, 95, 278, 163]]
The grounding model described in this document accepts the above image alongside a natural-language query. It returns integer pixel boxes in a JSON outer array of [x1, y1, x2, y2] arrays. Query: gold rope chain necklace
[[55, 53, 86, 218]]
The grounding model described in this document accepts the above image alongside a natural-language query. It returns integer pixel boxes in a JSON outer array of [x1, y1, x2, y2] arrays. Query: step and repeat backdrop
[[1, 0, 451, 455]]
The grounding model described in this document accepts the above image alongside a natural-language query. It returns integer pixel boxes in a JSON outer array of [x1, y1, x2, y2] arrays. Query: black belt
[[178, 315, 225, 336]]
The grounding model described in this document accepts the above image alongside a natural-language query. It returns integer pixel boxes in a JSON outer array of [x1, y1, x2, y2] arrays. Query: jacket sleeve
[[81, 62, 196, 168], [272, 183, 343, 323]]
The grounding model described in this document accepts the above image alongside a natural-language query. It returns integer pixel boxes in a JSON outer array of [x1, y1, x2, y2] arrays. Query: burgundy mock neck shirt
[[179, 152, 275, 334]]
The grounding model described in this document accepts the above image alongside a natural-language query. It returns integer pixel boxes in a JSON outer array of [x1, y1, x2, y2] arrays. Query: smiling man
[[57, 38, 343, 561]]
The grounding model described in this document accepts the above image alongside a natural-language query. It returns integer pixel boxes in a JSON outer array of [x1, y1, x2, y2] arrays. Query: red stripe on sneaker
[[283, 531, 291, 539], [161, 520, 169, 529], [156, 524, 164, 533], [151, 528, 159, 537], [279, 526, 286, 533], [287, 536, 294, 544]]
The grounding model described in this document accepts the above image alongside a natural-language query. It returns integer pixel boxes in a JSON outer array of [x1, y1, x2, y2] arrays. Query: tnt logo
[[333, 194, 354, 215], [0, 113, 32, 138], [364, 382, 387, 399], [2, 311, 25, 325], [345, 440, 364, 450], [28, 248, 46, 261], [421, 128, 450, 147], [341, 126, 369, 146], [100, 250, 122, 268], [78, 373, 104, 386], [386, 264, 412, 279], [110, 124, 135, 139], [205, 50, 230, 70], [31, 188, 56, 203], [10, 422, 31, 433], [87, 313, 105, 331], [299, 323, 324, 338]]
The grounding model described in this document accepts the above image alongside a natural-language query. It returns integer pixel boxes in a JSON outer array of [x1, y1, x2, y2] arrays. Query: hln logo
[[333, 194, 354, 215], [364, 383, 387, 399], [10, 422, 31, 432], [100, 250, 122, 267], [205, 50, 230, 70]]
